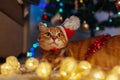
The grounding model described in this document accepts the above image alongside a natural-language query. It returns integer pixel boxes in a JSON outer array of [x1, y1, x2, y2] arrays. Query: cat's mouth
[[50, 42, 58, 46]]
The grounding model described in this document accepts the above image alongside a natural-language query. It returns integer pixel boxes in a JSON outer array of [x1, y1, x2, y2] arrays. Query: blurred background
[[0, 0, 120, 59]]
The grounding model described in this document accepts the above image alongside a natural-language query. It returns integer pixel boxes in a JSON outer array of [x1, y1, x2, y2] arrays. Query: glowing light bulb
[[27, 52, 34, 57], [60, 57, 77, 78], [80, 0, 83, 3], [58, 8, 63, 13], [1, 63, 14, 76], [118, 11, 120, 15], [44, 23, 47, 27], [6, 56, 20, 71], [35, 62, 52, 79], [110, 65, 120, 75], [56, 0, 60, 2], [68, 72, 81, 80], [118, 1, 120, 4], [33, 43, 37, 48], [59, 2, 63, 7], [6, 56, 18, 63], [109, 18, 112, 23], [96, 26, 100, 31], [25, 58, 39, 71], [76, 60, 92, 76], [106, 74, 119, 80], [86, 69, 105, 80], [30, 47, 34, 52]]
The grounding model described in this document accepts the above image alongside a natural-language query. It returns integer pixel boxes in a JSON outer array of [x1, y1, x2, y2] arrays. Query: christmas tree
[[42, 0, 120, 36]]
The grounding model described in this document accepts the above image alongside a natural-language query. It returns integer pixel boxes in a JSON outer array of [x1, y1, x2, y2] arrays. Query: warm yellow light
[[6, 56, 20, 72], [80, 0, 83, 3], [60, 57, 77, 79], [1, 63, 14, 76], [76, 60, 91, 76], [25, 58, 39, 71], [110, 65, 120, 75], [35, 62, 52, 79], [60, 57, 77, 73], [106, 74, 119, 80], [83, 21, 89, 28], [6, 56, 18, 62], [93, 70, 105, 79], [106, 66, 120, 80], [60, 71, 67, 77], [87, 69, 105, 80], [68, 72, 81, 80]]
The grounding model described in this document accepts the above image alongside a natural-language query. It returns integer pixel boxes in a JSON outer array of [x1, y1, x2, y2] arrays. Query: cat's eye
[[46, 32, 51, 36], [57, 33, 61, 37]]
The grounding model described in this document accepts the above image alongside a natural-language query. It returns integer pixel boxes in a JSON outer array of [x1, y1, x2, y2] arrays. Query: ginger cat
[[38, 16, 120, 71]]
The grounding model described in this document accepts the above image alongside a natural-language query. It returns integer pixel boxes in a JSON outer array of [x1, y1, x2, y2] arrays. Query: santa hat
[[57, 16, 80, 41]]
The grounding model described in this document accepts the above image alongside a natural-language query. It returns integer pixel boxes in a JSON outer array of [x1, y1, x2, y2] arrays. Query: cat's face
[[38, 23, 67, 51]]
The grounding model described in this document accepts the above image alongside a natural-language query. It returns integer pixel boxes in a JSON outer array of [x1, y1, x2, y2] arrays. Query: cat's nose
[[52, 36, 57, 40]]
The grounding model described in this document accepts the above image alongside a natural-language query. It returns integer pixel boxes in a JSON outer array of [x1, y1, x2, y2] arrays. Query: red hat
[[57, 16, 80, 41]]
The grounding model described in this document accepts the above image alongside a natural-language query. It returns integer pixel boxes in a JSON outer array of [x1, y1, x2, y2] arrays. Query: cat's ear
[[39, 22, 46, 32]]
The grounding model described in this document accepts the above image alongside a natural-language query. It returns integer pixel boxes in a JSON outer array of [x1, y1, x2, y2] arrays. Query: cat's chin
[[50, 42, 59, 47], [51, 43, 57, 47]]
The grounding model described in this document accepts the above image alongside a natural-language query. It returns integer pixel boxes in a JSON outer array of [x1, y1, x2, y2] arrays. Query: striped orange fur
[[38, 23, 120, 70]]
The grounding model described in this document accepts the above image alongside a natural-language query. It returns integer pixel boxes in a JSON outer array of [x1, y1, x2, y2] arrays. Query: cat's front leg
[[51, 49, 66, 70], [59, 48, 66, 57], [39, 52, 50, 62]]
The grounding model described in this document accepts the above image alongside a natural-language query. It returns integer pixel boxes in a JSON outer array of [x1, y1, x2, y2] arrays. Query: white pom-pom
[[62, 16, 80, 30]]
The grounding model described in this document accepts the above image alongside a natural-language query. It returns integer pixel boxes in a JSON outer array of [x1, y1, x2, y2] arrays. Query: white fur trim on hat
[[57, 26, 68, 41], [62, 16, 80, 30]]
